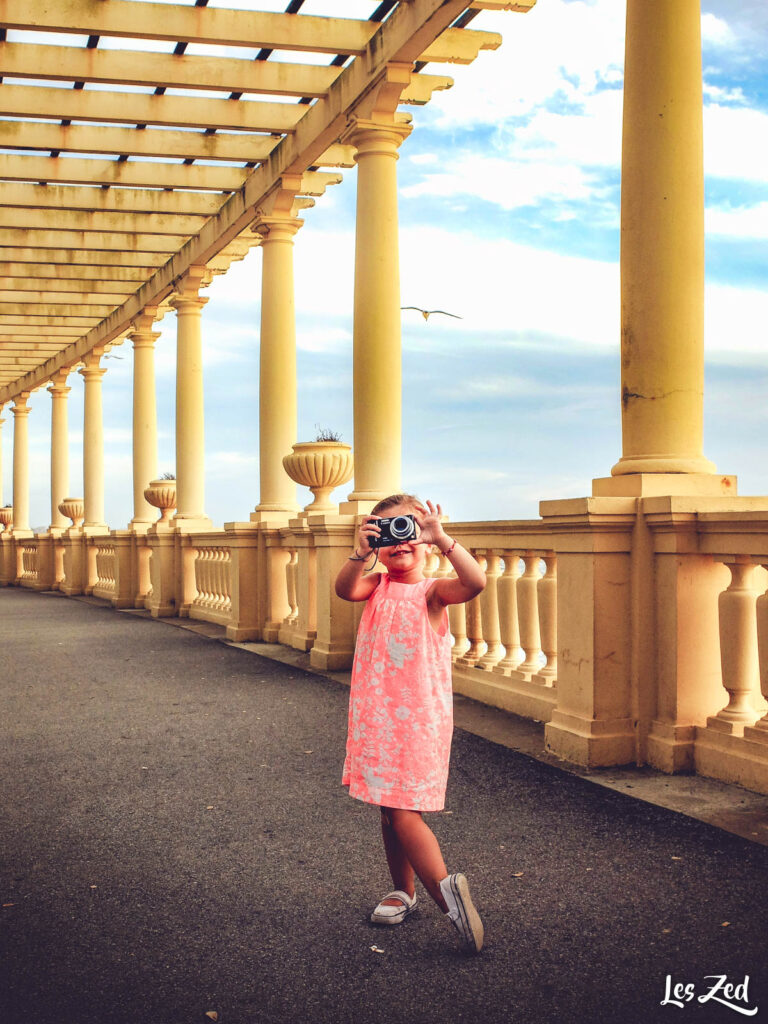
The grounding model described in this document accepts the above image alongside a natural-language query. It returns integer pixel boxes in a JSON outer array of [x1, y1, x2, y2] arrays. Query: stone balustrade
[[6, 504, 768, 798], [190, 543, 233, 625]]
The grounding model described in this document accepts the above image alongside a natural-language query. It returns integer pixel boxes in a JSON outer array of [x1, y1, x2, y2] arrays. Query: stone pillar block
[[286, 516, 317, 652], [308, 515, 357, 671], [541, 498, 637, 767], [146, 523, 177, 618], [60, 529, 86, 596]]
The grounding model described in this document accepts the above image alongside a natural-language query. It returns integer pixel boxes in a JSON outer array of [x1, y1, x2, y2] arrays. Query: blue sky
[[3, 0, 768, 529]]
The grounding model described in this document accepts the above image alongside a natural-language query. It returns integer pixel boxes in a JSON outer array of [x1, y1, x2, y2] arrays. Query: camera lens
[[390, 515, 413, 539]]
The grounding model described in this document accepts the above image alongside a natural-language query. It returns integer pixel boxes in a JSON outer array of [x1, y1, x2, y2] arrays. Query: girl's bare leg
[[380, 806, 449, 912]]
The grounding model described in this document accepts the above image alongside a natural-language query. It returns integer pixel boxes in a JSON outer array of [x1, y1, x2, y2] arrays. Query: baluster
[[709, 559, 761, 732], [534, 554, 557, 685], [218, 550, 227, 611], [449, 601, 469, 661], [456, 552, 484, 666], [223, 550, 232, 612], [424, 547, 440, 579], [753, 562, 768, 731], [285, 549, 298, 625], [211, 550, 221, 609], [196, 548, 207, 608], [493, 552, 523, 674], [516, 553, 543, 676], [478, 551, 503, 669]]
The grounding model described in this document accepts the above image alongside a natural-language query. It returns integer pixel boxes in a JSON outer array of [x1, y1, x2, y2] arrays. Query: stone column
[[0, 409, 5, 506], [130, 308, 160, 526], [612, 0, 714, 479], [48, 371, 71, 530], [11, 393, 31, 532], [79, 351, 107, 529], [253, 216, 301, 516], [342, 118, 412, 511], [170, 270, 209, 522]]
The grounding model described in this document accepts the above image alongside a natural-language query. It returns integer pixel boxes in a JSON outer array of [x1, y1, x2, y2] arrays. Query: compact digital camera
[[371, 513, 418, 548]]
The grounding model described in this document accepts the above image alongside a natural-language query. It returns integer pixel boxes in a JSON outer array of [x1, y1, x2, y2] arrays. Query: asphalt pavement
[[2, 587, 768, 1024]]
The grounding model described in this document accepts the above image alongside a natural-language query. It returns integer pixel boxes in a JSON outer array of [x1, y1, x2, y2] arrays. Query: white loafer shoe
[[370, 889, 417, 925]]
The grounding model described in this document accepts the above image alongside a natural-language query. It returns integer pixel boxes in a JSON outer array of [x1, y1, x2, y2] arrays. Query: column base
[[310, 640, 355, 672], [646, 721, 696, 773], [171, 515, 213, 534], [338, 499, 377, 516], [544, 710, 637, 767], [610, 453, 718, 476], [250, 510, 293, 525], [593, 474, 737, 498]]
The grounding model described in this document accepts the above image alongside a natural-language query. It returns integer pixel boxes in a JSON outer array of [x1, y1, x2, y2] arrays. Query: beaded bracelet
[[440, 539, 457, 557]]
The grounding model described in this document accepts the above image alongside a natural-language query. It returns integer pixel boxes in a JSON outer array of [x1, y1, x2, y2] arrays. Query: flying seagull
[[400, 307, 463, 321]]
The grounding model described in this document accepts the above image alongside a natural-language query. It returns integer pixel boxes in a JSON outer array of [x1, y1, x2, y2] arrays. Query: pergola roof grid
[[0, 0, 523, 402]]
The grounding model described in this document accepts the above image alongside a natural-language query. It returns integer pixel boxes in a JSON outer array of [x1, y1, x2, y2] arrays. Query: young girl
[[335, 494, 487, 953]]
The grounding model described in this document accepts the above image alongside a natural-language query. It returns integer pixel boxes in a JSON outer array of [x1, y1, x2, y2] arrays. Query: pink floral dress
[[342, 575, 454, 812]]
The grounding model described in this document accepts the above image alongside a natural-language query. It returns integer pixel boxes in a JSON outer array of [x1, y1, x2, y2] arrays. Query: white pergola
[[0, 0, 530, 398]]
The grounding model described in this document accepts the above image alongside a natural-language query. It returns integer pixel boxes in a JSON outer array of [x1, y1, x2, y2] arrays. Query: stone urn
[[0, 507, 12, 532], [58, 498, 84, 528], [144, 478, 177, 522], [282, 441, 354, 514]]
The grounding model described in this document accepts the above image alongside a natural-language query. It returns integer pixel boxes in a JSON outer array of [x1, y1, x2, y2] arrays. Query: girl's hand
[[355, 515, 381, 556], [413, 500, 450, 550]]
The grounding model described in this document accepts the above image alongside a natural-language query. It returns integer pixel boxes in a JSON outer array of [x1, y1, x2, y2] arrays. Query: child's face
[[374, 503, 427, 579]]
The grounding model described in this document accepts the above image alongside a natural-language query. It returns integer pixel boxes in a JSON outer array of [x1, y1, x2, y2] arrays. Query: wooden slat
[[0, 208, 208, 237], [0, 0, 378, 55], [0, 42, 340, 99], [0, 84, 306, 133], [0, 121, 278, 163], [0, 154, 248, 191], [0, 184, 225, 216], [0, 229, 186, 253]]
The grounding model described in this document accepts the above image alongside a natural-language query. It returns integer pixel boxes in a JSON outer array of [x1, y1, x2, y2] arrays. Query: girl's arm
[[416, 501, 486, 608], [334, 515, 382, 601]]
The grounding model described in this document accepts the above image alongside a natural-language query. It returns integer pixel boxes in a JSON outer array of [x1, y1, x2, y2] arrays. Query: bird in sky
[[400, 307, 463, 321]]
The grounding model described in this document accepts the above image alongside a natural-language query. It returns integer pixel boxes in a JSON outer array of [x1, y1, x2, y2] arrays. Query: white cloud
[[420, 0, 625, 129], [706, 284, 768, 357], [704, 104, 768, 183], [398, 225, 619, 347], [701, 13, 737, 48], [706, 201, 768, 239]]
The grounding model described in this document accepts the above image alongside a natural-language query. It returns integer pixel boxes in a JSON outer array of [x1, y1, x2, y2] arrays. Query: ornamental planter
[[58, 498, 84, 528], [0, 507, 12, 532], [144, 478, 177, 523], [282, 441, 354, 514]]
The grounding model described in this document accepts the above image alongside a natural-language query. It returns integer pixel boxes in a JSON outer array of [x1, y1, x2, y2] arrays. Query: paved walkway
[[2, 588, 768, 1024]]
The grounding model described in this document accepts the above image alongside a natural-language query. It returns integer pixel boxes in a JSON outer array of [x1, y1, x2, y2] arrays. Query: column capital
[[79, 362, 107, 382], [342, 117, 412, 157], [253, 215, 304, 244], [11, 392, 30, 416], [130, 304, 161, 338], [172, 265, 212, 308], [48, 369, 71, 396]]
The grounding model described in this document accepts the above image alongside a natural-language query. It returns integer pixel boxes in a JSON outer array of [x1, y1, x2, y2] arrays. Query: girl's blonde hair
[[370, 493, 422, 516]]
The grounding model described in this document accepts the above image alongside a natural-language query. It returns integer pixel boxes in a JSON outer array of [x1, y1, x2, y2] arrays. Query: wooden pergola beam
[[0, 154, 248, 191], [0, 121, 278, 164], [0, 279, 137, 295], [0, 0, 378, 55], [0, 43, 341, 99], [0, 209, 209, 237], [0, 263, 156, 282], [1, 229, 186, 254], [0, 184, 225, 217], [0, 84, 305, 133], [0, 248, 168, 268]]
